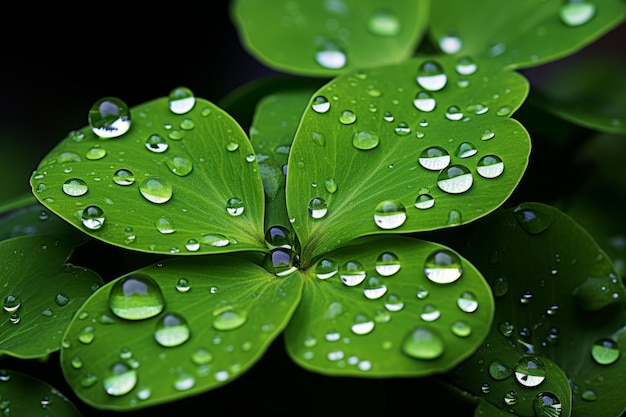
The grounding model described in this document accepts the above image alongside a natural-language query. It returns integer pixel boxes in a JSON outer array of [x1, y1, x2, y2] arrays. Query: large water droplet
[[145, 134, 168, 153], [419, 146, 450, 171], [375, 252, 400, 276], [139, 177, 173, 204], [168, 86, 196, 114], [109, 273, 165, 320], [262, 248, 298, 276], [103, 362, 137, 396], [63, 178, 89, 197], [560, 1, 596, 27], [416, 61, 447, 91], [367, 9, 401, 37], [402, 327, 445, 360], [308, 197, 328, 219], [81, 205, 105, 230], [513, 203, 554, 234], [352, 131, 379, 150], [315, 41, 347, 69], [265, 225, 292, 248], [437, 164, 473, 194], [374, 200, 406, 229], [212, 307, 248, 331], [339, 260, 366, 286], [477, 155, 504, 178], [424, 249, 463, 284], [533, 392, 562, 417], [514, 356, 546, 387], [457, 291, 478, 313], [315, 258, 338, 279], [113, 169, 135, 186], [88, 97, 131, 139], [154, 312, 191, 347], [591, 337, 620, 365]]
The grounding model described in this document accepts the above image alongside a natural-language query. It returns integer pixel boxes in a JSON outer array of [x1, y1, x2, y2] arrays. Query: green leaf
[[231, 0, 430, 77], [464, 202, 626, 417], [60, 255, 302, 411], [0, 369, 83, 416], [29, 94, 267, 256], [284, 235, 494, 377], [287, 56, 531, 261], [0, 235, 103, 359], [429, 0, 626, 70]]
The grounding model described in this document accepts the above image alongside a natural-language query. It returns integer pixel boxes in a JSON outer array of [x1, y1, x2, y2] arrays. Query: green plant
[[1, 0, 626, 415]]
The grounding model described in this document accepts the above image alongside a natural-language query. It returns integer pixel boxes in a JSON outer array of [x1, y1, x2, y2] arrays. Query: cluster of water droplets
[[3, 281, 76, 326]]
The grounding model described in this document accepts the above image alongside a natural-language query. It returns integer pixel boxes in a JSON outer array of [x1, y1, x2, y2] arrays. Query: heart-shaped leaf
[[0, 234, 103, 359], [29, 93, 267, 256], [287, 55, 530, 261], [231, 0, 430, 76], [429, 0, 626, 70], [60, 254, 302, 410], [284, 235, 494, 377], [0, 369, 83, 416], [463, 202, 626, 417]]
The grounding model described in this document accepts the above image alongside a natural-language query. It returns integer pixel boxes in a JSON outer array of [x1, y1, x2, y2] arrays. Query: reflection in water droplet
[[492, 276, 509, 297], [481, 129, 495, 140], [514, 356, 546, 387], [367, 9, 401, 37], [3, 295, 21, 312], [455, 142, 477, 158], [477, 155, 504, 178], [418, 146, 450, 171], [394, 122, 411, 136], [176, 278, 190, 292], [185, 239, 200, 252], [104, 362, 137, 396], [89, 97, 131, 139], [154, 312, 191, 347], [262, 248, 298, 276], [156, 216, 175, 234], [265, 225, 292, 248], [513, 203, 554, 235], [363, 277, 387, 299], [402, 327, 445, 360], [455, 56, 478, 75], [445, 105, 463, 121], [457, 291, 478, 312], [591, 337, 620, 365], [308, 197, 328, 219], [560, 1, 596, 27], [351, 314, 375, 335], [415, 193, 435, 210], [81, 205, 105, 230], [315, 258, 338, 279], [201, 234, 230, 247], [416, 61, 447, 91], [352, 131, 379, 150], [226, 197, 245, 216], [315, 41, 347, 69], [168, 86, 196, 114], [375, 252, 401, 276], [324, 178, 338, 193], [312, 96, 331, 113], [109, 274, 165, 320], [139, 177, 173, 204], [113, 169, 135, 186], [437, 164, 473, 194], [374, 200, 406, 229], [413, 91, 436, 112], [534, 392, 562, 417], [424, 249, 463, 284], [63, 178, 89, 196], [384, 293, 404, 311], [145, 134, 168, 153], [420, 304, 440, 321], [166, 155, 193, 176], [339, 110, 357, 125], [339, 260, 366, 286], [504, 391, 518, 406]]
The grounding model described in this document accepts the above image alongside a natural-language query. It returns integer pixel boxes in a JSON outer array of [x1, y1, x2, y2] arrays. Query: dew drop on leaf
[[436, 164, 473, 194], [145, 134, 169, 153], [85, 146, 107, 160], [413, 91, 437, 112], [352, 131, 379, 150], [311, 96, 331, 113], [350, 314, 375, 335], [455, 56, 478, 75], [477, 155, 505, 178], [445, 105, 464, 121], [514, 356, 546, 387], [212, 308, 248, 331], [591, 337, 620, 365], [113, 169, 135, 186], [315, 40, 347, 70], [103, 362, 137, 396], [88, 97, 131, 139], [375, 252, 400, 276], [455, 142, 477, 158], [401, 327, 445, 360], [450, 321, 472, 338], [308, 197, 328, 219], [418, 146, 450, 171], [109, 273, 165, 320], [339, 110, 357, 125], [139, 177, 173, 204], [420, 304, 440, 321], [439, 35, 462, 54], [81, 205, 106, 230], [168, 86, 196, 115], [62, 178, 89, 197], [262, 248, 298, 276], [314, 258, 338, 279], [3, 295, 21, 312], [559, 0, 596, 27], [363, 277, 387, 300], [489, 359, 512, 380], [416, 61, 447, 91], [226, 197, 245, 216], [513, 203, 554, 235], [165, 155, 193, 176], [533, 392, 562, 417], [457, 291, 478, 313], [415, 193, 435, 210], [339, 260, 366, 286], [367, 9, 401, 37], [374, 200, 406, 229], [424, 249, 463, 284], [154, 312, 191, 347]]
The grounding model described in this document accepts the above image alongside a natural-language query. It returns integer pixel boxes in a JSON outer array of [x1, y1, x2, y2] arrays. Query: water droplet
[[416, 61, 447, 91], [367, 9, 401, 37], [455, 56, 478, 75], [467, 103, 488, 115], [383, 111, 395, 122], [492, 276, 509, 297], [262, 248, 298, 276], [174, 373, 195, 391], [514, 356, 546, 387], [504, 391, 518, 406], [88, 97, 131, 139], [496, 106, 511, 116], [226, 197, 245, 216], [581, 389, 597, 402], [265, 225, 292, 248], [375, 252, 400, 276], [451, 321, 472, 337], [200, 234, 230, 247], [185, 239, 200, 252], [351, 314, 375, 335], [439, 35, 462, 54], [85, 146, 107, 160], [415, 193, 435, 210], [481, 129, 495, 140], [402, 327, 445, 360], [457, 291, 478, 312], [145, 134, 168, 153], [324, 178, 338, 193], [363, 277, 387, 299], [560, 1, 596, 27], [413, 91, 436, 112], [445, 105, 463, 121], [139, 177, 173, 204], [312, 131, 326, 146], [374, 200, 406, 229], [455, 142, 477, 158], [352, 131, 379, 150], [418, 146, 450, 170], [534, 392, 562, 417], [394, 122, 411, 136], [103, 362, 137, 396], [437, 164, 473, 194], [312, 96, 331, 113], [113, 169, 135, 186], [212, 307, 248, 331], [424, 249, 463, 284], [315, 258, 338, 279], [155, 216, 175, 234], [315, 41, 347, 69], [180, 118, 195, 131], [191, 348, 213, 365], [109, 274, 165, 320], [55, 293, 70, 306], [591, 337, 620, 365], [308, 197, 328, 219], [62, 178, 88, 197], [165, 155, 193, 176], [513, 203, 554, 234], [384, 293, 404, 311], [3, 295, 21, 312], [477, 155, 504, 178], [489, 359, 513, 380], [176, 278, 191, 292], [81, 205, 105, 230], [168, 86, 196, 114], [420, 304, 440, 321], [339, 260, 366, 286], [226, 141, 239, 152], [339, 110, 356, 125], [154, 312, 191, 347]]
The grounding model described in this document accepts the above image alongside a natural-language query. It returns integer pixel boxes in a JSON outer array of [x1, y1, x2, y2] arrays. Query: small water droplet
[[445, 105, 464, 121], [481, 129, 495, 140], [200, 234, 230, 247], [154, 312, 191, 347], [168, 86, 196, 114], [312, 131, 326, 146], [591, 337, 620, 365], [145, 134, 169, 153], [324, 178, 338, 193], [534, 392, 562, 417], [103, 362, 137, 396], [185, 239, 200, 252], [3, 295, 21, 312], [339, 260, 366, 286], [492, 276, 509, 297], [416, 61, 447, 91], [176, 278, 191, 292], [415, 193, 435, 209], [139, 177, 173, 204], [367, 9, 401, 37], [424, 249, 463, 284], [514, 356, 546, 387], [352, 131, 379, 150], [402, 327, 445, 360], [418, 146, 450, 171], [55, 293, 70, 306], [394, 122, 411, 136], [496, 106, 512, 116], [312, 96, 331, 113], [489, 359, 513, 380], [113, 169, 135, 186], [109, 273, 165, 320], [165, 155, 193, 176], [560, 0, 596, 27], [420, 304, 440, 321], [455, 56, 478, 75], [451, 321, 472, 337], [457, 291, 478, 312], [63, 178, 89, 197], [212, 307, 248, 331], [155, 216, 176, 234], [413, 91, 436, 112], [477, 155, 504, 178], [374, 200, 406, 229], [339, 110, 357, 125], [88, 97, 131, 138], [308, 197, 328, 219], [439, 35, 462, 54], [85, 145, 107, 160], [226, 197, 245, 216], [351, 314, 375, 335], [226, 141, 239, 152], [375, 252, 400, 276], [437, 164, 473, 194], [363, 277, 387, 299], [81, 205, 105, 230], [265, 225, 292, 248], [315, 41, 347, 69], [455, 142, 477, 158], [384, 293, 404, 311], [315, 258, 338, 279], [383, 111, 395, 122]]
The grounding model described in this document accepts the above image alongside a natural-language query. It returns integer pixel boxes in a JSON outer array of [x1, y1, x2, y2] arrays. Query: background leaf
[[60, 254, 302, 411], [231, 0, 430, 76], [287, 55, 530, 262], [428, 0, 626, 70], [463, 202, 626, 417], [0, 235, 103, 359], [29, 95, 267, 256], [285, 235, 494, 377]]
